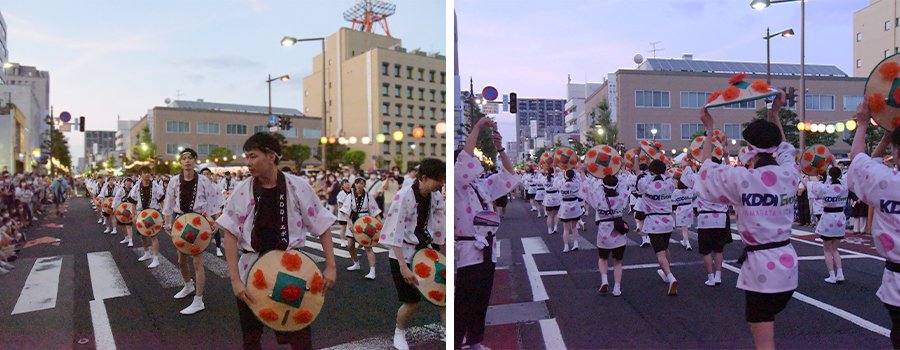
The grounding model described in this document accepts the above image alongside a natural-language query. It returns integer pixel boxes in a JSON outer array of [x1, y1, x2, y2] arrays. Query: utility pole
[[48, 105, 55, 176]]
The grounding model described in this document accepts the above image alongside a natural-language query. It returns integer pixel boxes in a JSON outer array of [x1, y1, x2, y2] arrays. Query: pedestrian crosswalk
[[12, 256, 64, 315], [86, 251, 130, 300]]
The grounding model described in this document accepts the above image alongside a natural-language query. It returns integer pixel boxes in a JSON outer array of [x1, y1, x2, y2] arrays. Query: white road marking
[[89, 300, 117, 350], [304, 240, 351, 259], [522, 253, 548, 301], [539, 318, 567, 349], [12, 256, 63, 315], [200, 251, 230, 278], [319, 322, 444, 350], [538, 270, 568, 276], [522, 237, 549, 255], [130, 248, 184, 288], [87, 251, 130, 300]]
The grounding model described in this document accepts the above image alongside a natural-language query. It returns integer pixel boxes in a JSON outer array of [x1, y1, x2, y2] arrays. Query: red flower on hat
[[360, 239, 370, 245], [189, 246, 201, 255], [879, 61, 900, 81], [174, 240, 185, 248], [728, 73, 748, 85], [151, 212, 159, 219], [192, 216, 202, 226], [200, 232, 209, 241], [424, 249, 440, 261], [174, 222, 184, 231], [750, 80, 770, 93], [722, 86, 740, 101], [293, 310, 313, 324], [354, 225, 363, 233], [280, 285, 303, 302], [428, 290, 445, 303], [281, 252, 302, 271], [310, 272, 324, 295], [259, 308, 279, 322], [869, 93, 887, 114], [253, 269, 268, 289], [414, 262, 432, 278], [587, 163, 600, 174], [362, 217, 371, 224], [185, 232, 195, 241]]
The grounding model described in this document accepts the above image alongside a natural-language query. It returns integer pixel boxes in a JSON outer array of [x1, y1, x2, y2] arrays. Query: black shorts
[[698, 229, 732, 255], [494, 195, 508, 208], [545, 206, 560, 212], [649, 232, 672, 253], [634, 211, 646, 221], [598, 246, 625, 261], [336, 220, 347, 225], [820, 235, 844, 241], [746, 290, 794, 323], [526, 192, 536, 199], [390, 259, 421, 303], [560, 217, 580, 223]]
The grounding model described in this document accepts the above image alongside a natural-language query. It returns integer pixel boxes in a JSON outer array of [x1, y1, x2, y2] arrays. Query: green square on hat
[[887, 79, 900, 108], [434, 260, 446, 285], [271, 272, 307, 308], [142, 216, 155, 228], [181, 224, 200, 244]]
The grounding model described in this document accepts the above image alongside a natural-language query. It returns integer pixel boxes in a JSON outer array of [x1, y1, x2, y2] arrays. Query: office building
[[515, 98, 566, 160], [853, 0, 900, 77]]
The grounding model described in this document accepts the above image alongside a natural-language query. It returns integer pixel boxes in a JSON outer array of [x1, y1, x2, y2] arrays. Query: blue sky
[[3, 0, 445, 160], [456, 0, 869, 141]]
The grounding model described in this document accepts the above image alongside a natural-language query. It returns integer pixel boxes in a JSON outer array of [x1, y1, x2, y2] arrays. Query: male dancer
[[112, 177, 137, 247], [341, 178, 381, 279], [130, 166, 165, 268]]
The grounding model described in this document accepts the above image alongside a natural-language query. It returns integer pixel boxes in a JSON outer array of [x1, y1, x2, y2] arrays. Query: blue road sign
[[268, 115, 277, 126], [59, 111, 72, 123], [482, 86, 499, 101]]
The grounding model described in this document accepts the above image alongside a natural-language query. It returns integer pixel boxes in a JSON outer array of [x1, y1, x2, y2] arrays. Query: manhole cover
[[77, 338, 90, 345]]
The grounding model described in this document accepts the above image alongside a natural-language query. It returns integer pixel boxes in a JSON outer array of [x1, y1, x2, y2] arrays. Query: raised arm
[[463, 117, 495, 156], [699, 107, 715, 163]]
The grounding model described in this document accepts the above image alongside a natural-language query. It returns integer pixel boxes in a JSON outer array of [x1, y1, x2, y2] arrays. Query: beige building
[[132, 99, 322, 163], [303, 27, 446, 170], [853, 0, 900, 77], [585, 57, 865, 155]]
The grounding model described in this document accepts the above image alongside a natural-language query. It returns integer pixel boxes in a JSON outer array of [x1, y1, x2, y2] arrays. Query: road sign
[[59, 111, 72, 123], [503, 94, 509, 112], [268, 115, 277, 126], [60, 124, 71, 132], [482, 86, 499, 101], [481, 102, 499, 115]]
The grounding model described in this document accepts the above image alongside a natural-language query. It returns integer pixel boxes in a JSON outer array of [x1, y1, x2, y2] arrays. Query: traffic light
[[785, 87, 798, 108], [283, 116, 292, 130], [509, 92, 517, 114], [78, 116, 85, 132]]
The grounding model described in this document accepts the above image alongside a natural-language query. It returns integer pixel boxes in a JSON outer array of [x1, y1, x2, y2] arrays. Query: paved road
[[481, 198, 893, 349], [0, 197, 443, 349]]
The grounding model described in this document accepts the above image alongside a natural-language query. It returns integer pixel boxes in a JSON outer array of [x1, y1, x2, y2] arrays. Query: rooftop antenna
[[649, 41, 665, 58], [175, 89, 184, 99], [343, 0, 397, 37]]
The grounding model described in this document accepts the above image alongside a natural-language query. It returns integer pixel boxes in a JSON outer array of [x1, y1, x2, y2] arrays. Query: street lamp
[[266, 74, 290, 115], [281, 35, 327, 168], [764, 27, 794, 85], [651, 128, 658, 140], [753, 0, 807, 151]]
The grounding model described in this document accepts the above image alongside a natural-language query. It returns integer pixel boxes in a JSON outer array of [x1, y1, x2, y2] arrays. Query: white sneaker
[[572, 240, 579, 251], [836, 270, 845, 283], [138, 251, 152, 262], [148, 256, 160, 269], [341, 241, 348, 248], [346, 262, 360, 271], [824, 276, 837, 284], [667, 279, 678, 296], [216, 248, 223, 257], [180, 296, 205, 315], [0, 261, 13, 270], [680, 240, 687, 247], [174, 281, 195, 299], [714, 272, 722, 285], [640, 236, 650, 247], [127, 239, 134, 247], [562, 244, 570, 253], [685, 242, 692, 251], [393, 328, 409, 350], [612, 288, 622, 297], [365, 268, 376, 280], [656, 269, 668, 283], [119, 237, 129, 244], [705, 278, 716, 287], [111, 228, 117, 234], [104, 227, 111, 233], [97, 218, 103, 224]]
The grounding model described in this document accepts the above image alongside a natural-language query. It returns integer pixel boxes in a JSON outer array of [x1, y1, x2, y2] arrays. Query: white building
[[0, 84, 43, 173], [564, 81, 605, 142], [115, 118, 139, 154]]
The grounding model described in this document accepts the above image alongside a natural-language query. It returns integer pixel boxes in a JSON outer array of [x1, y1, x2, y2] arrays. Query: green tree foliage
[[393, 153, 404, 172], [132, 125, 158, 161], [531, 146, 547, 163], [324, 143, 349, 170], [462, 100, 497, 161], [343, 150, 366, 170], [47, 129, 72, 174], [283, 144, 311, 170], [842, 125, 886, 155], [589, 99, 618, 146], [208, 147, 234, 166]]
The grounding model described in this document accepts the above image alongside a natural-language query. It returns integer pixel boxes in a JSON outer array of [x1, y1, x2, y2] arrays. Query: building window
[[440, 91, 446, 103], [406, 66, 413, 79], [226, 124, 247, 135], [393, 64, 401, 77], [886, 20, 891, 31], [253, 125, 269, 133], [857, 59, 862, 68], [394, 84, 402, 97], [406, 86, 413, 99], [419, 142, 425, 156], [394, 104, 402, 116], [440, 109, 445, 119], [383, 141, 391, 155], [225, 144, 241, 156], [635, 90, 670, 108], [724, 124, 744, 141], [197, 144, 219, 156], [429, 89, 436, 102], [381, 62, 389, 76], [680, 123, 704, 140], [381, 83, 389, 96], [635, 123, 671, 140], [197, 122, 219, 135], [843, 95, 864, 111], [723, 99, 756, 109], [417, 68, 424, 81], [395, 122, 403, 132], [166, 143, 191, 155], [166, 121, 190, 134], [418, 88, 425, 101], [428, 70, 435, 82], [382, 122, 390, 134], [430, 143, 436, 156], [395, 142, 402, 154], [857, 32, 862, 42], [418, 106, 425, 119], [429, 108, 436, 119], [429, 125, 436, 137], [440, 72, 445, 84], [680, 91, 711, 109], [277, 128, 297, 138], [805, 94, 835, 111], [407, 105, 414, 117], [407, 123, 414, 136], [302, 128, 321, 139], [381, 103, 390, 115]]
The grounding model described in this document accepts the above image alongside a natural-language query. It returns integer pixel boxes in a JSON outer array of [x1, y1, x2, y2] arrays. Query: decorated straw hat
[[114, 203, 135, 224], [800, 144, 834, 176], [624, 148, 643, 169], [102, 197, 114, 215], [410, 247, 446, 307], [639, 140, 667, 163], [584, 145, 623, 178], [705, 73, 780, 108], [666, 167, 685, 185], [864, 54, 900, 131], [352, 215, 383, 247], [538, 151, 554, 171], [171, 213, 213, 256], [135, 209, 163, 237], [552, 147, 578, 171], [688, 136, 725, 162], [245, 249, 325, 332], [525, 161, 538, 171]]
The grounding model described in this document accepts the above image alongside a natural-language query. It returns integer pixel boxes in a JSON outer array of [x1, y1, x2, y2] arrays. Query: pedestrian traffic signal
[[509, 92, 517, 114], [785, 87, 798, 108], [78, 116, 85, 132], [277, 116, 292, 130]]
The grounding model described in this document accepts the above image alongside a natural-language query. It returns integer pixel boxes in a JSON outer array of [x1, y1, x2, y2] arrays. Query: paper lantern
[[320, 137, 328, 144], [392, 130, 404, 142], [348, 137, 357, 144], [328, 136, 337, 144], [375, 134, 386, 143], [835, 122, 845, 132], [797, 123, 805, 131], [825, 124, 835, 134], [436, 121, 446, 135], [412, 127, 425, 138], [361, 136, 371, 144]]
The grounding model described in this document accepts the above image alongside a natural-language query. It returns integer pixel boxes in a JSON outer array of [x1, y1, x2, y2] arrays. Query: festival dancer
[[217, 132, 337, 349], [200, 168, 225, 257], [99, 177, 117, 234], [162, 148, 224, 315], [335, 180, 352, 248], [804, 166, 849, 284], [524, 166, 540, 215], [682, 163, 732, 286], [381, 158, 446, 350], [112, 177, 136, 247], [341, 178, 381, 279], [633, 163, 652, 247], [581, 170, 629, 296], [542, 169, 561, 235], [672, 174, 695, 251], [533, 169, 547, 218], [455, 117, 520, 350], [559, 169, 584, 252], [695, 93, 798, 349], [130, 166, 165, 269], [846, 102, 900, 348], [638, 159, 678, 296]]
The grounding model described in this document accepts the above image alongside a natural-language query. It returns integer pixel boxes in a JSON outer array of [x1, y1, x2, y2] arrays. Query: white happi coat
[[637, 174, 675, 234], [381, 185, 446, 264], [682, 167, 729, 229], [672, 188, 695, 228], [695, 142, 799, 293], [558, 175, 584, 220], [847, 154, 900, 307], [533, 174, 547, 201], [807, 181, 848, 237], [129, 181, 165, 211], [216, 173, 335, 283], [582, 180, 628, 249], [339, 191, 381, 237], [542, 173, 563, 208], [524, 173, 538, 194], [162, 173, 224, 218]]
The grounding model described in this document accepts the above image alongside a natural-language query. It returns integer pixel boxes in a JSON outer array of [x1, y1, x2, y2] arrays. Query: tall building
[[515, 98, 566, 160], [0, 11, 8, 84], [564, 81, 605, 142], [84, 130, 117, 166], [115, 118, 139, 154], [453, 12, 465, 148], [597, 57, 863, 155], [138, 99, 322, 163], [302, 27, 446, 170], [853, 0, 900, 77]]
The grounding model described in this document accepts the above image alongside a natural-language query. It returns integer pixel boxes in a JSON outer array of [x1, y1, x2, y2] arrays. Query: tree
[[45, 129, 72, 174], [393, 153, 404, 172], [132, 125, 158, 161], [283, 144, 311, 170], [272, 132, 288, 149], [570, 139, 589, 156], [589, 99, 618, 146], [531, 146, 547, 163], [749, 107, 836, 149], [208, 147, 234, 166], [324, 143, 348, 170], [343, 150, 366, 170], [842, 125, 886, 155], [375, 155, 385, 169]]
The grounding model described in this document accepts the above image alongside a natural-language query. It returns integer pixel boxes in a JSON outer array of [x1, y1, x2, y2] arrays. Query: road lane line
[[538, 270, 568, 276], [130, 248, 186, 288], [522, 237, 549, 255], [87, 251, 130, 300], [539, 318, 567, 349], [12, 256, 63, 315], [89, 300, 117, 350]]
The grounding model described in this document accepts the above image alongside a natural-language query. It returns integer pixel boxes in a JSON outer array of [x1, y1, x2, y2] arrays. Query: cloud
[[172, 56, 264, 70]]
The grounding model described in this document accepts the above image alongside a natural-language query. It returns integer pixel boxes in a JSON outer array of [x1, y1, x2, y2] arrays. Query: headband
[[739, 144, 778, 165]]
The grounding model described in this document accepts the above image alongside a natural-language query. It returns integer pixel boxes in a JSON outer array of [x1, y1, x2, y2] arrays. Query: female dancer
[[341, 178, 381, 279], [112, 177, 136, 247], [806, 166, 849, 284], [542, 169, 561, 235], [672, 175, 695, 251], [638, 160, 678, 296], [558, 169, 583, 252], [335, 179, 352, 247], [582, 171, 628, 296]]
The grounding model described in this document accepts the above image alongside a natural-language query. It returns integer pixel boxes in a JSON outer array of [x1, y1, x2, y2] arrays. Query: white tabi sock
[[667, 273, 676, 282], [714, 270, 721, 281], [601, 274, 608, 285], [707, 273, 714, 281]]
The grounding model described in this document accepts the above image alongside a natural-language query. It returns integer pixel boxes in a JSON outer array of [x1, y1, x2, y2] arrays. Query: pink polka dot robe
[[695, 142, 799, 293], [380, 185, 446, 264], [847, 153, 900, 307], [806, 180, 848, 238], [215, 173, 336, 283], [636, 173, 675, 234], [681, 166, 729, 229], [455, 151, 520, 269]]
